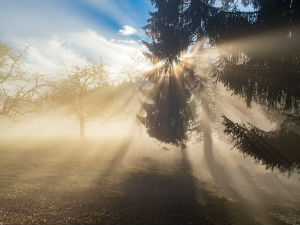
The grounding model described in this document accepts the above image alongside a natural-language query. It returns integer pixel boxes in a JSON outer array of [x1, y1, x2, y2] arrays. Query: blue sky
[[0, 0, 155, 78], [0, 0, 153, 41], [0, 0, 252, 78]]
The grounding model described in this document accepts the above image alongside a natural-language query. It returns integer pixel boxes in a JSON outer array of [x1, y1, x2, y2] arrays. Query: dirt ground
[[0, 136, 299, 225]]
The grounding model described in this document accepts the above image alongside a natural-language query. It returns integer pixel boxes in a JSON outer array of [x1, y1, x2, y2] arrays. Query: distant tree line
[[0, 41, 138, 138]]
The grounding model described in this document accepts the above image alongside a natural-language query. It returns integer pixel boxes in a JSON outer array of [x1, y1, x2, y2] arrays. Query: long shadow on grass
[[203, 127, 245, 202], [96, 136, 133, 184], [88, 150, 208, 225], [203, 125, 290, 225], [76, 148, 266, 225]]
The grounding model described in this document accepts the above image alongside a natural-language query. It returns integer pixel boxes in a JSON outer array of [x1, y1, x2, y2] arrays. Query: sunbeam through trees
[[0, 0, 299, 224]]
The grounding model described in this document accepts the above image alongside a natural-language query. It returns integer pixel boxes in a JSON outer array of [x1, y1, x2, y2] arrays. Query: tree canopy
[[141, 0, 300, 172]]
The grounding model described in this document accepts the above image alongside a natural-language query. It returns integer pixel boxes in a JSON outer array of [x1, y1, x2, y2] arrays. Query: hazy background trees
[[44, 63, 107, 138], [0, 41, 140, 139], [0, 42, 45, 119]]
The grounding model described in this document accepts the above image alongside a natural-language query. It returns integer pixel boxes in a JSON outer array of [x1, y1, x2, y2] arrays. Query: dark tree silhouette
[[222, 115, 300, 173], [208, 0, 300, 173], [142, 0, 192, 64], [139, 0, 202, 146], [140, 0, 261, 145], [138, 67, 195, 146], [142, 0, 300, 171]]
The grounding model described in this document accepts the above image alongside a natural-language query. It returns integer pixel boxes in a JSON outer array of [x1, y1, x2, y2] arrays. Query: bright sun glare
[[0, 0, 299, 224]]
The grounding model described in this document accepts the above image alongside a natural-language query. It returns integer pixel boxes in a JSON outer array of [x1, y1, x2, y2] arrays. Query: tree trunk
[[200, 77, 214, 162], [79, 116, 85, 139], [78, 90, 85, 139]]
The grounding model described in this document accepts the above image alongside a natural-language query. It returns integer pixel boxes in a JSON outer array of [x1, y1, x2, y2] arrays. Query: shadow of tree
[[0, 139, 296, 224], [202, 125, 292, 225], [97, 137, 133, 182], [73, 150, 272, 225]]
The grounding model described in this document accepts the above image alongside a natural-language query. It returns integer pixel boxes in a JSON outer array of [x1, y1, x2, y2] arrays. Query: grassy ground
[[0, 137, 299, 225]]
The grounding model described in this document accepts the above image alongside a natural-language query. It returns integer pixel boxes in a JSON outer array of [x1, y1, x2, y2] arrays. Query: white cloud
[[23, 38, 88, 75], [119, 25, 137, 36], [0, 0, 152, 81], [15, 29, 150, 81]]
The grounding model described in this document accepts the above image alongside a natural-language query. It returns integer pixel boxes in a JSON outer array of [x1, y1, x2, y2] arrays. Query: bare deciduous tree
[[47, 62, 106, 138], [0, 42, 43, 118]]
